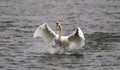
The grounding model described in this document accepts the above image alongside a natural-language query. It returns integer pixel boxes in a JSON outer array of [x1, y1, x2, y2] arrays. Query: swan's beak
[[56, 23, 58, 27], [55, 23, 59, 30]]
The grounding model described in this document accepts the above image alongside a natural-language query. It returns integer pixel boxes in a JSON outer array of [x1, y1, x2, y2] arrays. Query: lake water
[[0, 0, 120, 70]]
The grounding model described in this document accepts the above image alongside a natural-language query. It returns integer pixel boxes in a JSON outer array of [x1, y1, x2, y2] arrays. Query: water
[[0, 0, 120, 70]]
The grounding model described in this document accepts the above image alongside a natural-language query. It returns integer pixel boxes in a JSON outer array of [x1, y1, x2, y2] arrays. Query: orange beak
[[56, 23, 58, 27]]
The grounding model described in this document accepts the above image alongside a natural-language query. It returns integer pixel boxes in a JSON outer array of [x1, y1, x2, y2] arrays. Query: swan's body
[[33, 22, 85, 50]]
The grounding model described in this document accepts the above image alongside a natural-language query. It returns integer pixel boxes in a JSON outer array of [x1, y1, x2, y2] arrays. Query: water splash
[[48, 47, 61, 54], [48, 45, 84, 55]]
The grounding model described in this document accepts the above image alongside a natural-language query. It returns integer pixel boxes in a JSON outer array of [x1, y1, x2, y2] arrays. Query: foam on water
[[33, 43, 81, 54], [48, 45, 83, 54], [48, 47, 61, 54]]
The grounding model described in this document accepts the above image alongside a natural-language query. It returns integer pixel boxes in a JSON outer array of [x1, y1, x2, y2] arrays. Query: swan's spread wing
[[68, 27, 85, 47], [33, 23, 57, 43]]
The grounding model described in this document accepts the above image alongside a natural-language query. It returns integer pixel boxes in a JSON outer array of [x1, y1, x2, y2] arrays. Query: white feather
[[68, 27, 85, 48], [33, 23, 57, 43], [33, 23, 85, 49]]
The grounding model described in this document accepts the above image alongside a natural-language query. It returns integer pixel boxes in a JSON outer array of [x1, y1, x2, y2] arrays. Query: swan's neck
[[58, 25, 62, 40]]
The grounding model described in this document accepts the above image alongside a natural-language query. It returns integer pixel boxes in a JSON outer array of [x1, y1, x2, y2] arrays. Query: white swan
[[33, 21, 85, 50]]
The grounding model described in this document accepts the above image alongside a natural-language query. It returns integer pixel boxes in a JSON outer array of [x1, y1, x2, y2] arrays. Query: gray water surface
[[0, 0, 120, 70]]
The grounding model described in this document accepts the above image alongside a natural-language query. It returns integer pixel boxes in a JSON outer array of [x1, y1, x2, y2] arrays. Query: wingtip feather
[[33, 25, 42, 38], [33, 23, 56, 43]]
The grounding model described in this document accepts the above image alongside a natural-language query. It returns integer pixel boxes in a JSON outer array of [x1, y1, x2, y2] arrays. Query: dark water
[[0, 0, 120, 70]]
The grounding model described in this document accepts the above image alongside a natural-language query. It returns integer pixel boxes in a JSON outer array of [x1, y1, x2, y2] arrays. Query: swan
[[33, 21, 85, 50]]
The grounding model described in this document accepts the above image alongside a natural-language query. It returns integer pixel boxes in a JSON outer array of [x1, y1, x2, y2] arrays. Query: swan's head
[[56, 21, 61, 27]]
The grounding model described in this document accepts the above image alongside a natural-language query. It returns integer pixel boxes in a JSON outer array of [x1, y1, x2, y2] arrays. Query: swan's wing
[[33, 23, 57, 43], [68, 27, 85, 47]]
